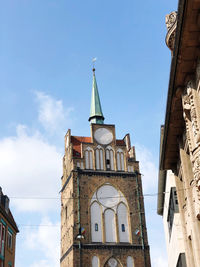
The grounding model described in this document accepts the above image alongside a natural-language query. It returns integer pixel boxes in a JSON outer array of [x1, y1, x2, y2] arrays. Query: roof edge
[[160, 0, 186, 170]]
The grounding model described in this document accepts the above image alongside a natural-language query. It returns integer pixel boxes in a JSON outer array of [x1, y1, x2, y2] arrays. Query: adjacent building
[[60, 68, 151, 266], [0, 187, 19, 267], [158, 128, 186, 267], [158, 0, 200, 266]]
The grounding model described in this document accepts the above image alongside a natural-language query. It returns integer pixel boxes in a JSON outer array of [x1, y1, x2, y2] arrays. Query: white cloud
[[135, 144, 158, 193], [25, 217, 60, 267], [0, 124, 62, 212], [35, 91, 73, 134], [152, 255, 168, 267]]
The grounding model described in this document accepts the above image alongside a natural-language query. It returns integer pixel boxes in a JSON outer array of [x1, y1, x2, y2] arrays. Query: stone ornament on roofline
[[165, 11, 177, 51]]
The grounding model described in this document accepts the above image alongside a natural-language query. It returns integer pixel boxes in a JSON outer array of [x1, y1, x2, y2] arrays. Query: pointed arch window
[[95, 145, 104, 170], [91, 202, 102, 242], [127, 256, 135, 267], [90, 183, 131, 244], [85, 147, 93, 169], [104, 257, 119, 267], [92, 256, 99, 267], [105, 209, 116, 242], [117, 203, 130, 242], [106, 146, 114, 170], [128, 165, 134, 172], [117, 149, 125, 171]]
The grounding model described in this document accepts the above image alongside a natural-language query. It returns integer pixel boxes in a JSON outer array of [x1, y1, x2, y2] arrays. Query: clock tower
[[60, 69, 151, 267]]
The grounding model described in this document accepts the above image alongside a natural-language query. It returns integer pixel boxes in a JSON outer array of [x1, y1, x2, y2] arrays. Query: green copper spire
[[89, 68, 105, 124]]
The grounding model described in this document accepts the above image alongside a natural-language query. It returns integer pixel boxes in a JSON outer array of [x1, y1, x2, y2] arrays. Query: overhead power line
[[8, 184, 195, 200]]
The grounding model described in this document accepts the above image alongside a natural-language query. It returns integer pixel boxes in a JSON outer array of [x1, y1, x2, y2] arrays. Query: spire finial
[[92, 58, 97, 73], [89, 60, 105, 124]]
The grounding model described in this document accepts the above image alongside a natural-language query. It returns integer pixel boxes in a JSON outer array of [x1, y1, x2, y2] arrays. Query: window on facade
[[7, 231, 12, 250], [106, 146, 114, 170], [176, 253, 187, 267], [105, 209, 116, 242], [95, 223, 98, 232], [95, 146, 104, 170], [167, 187, 179, 237], [121, 224, 125, 232], [92, 256, 99, 267], [105, 257, 120, 267], [116, 149, 125, 171], [0, 223, 5, 257], [117, 203, 129, 242], [90, 183, 130, 244], [127, 256, 135, 267], [128, 165, 134, 172], [85, 147, 93, 169], [91, 202, 102, 242]]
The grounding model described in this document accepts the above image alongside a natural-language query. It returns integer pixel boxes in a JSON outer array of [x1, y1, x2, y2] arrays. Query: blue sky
[[0, 0, 178, 266]]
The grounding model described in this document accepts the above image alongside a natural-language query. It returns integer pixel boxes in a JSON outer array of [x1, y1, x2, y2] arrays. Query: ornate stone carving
[[182, 81, 200, 154], [182, 94, 191, 111], [196, 59, 200, 85], [166, 11, 177, 30], [165, 11, 177, 51], [193, 156, 200, 182], [187, 81, 200, 143]]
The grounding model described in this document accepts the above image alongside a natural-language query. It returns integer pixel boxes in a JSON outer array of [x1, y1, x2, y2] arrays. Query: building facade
[[0, 188, 19, 267], [158, 0, 200, 266], [158, 128, 186, 267], [60, 69, 151, 266]]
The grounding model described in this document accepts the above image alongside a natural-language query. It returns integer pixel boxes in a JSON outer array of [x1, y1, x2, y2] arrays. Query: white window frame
[[95, 146, 104, 170], [85, 147, 93, 169], [106, 146, 114, 170], [117, 149, 125, 171]]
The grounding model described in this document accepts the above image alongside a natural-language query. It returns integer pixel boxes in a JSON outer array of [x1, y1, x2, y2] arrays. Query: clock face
[[94, 128, 113, 145]]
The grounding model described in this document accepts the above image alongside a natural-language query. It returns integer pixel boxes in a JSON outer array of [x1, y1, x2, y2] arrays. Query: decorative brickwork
[[61, 123, 151, 267]]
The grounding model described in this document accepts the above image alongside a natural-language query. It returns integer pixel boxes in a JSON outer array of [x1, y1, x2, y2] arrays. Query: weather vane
[[92, 57, 97, 71]]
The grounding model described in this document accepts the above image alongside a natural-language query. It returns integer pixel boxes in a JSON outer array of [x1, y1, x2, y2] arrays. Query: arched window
[[106, 146, 114, 170], [95, 145, 104, 170], [85, 147, 93, 169], [90, 183, 131, 244], [116, 149, 125, 171], [117, 203, 129, 242], [104, 209, 116, 242], [104, 257, 119, 267], [92, 256, 99, 267], [128, 165, 134, 172], [127, 256, 135, 267], [91, 202, 102, 242]]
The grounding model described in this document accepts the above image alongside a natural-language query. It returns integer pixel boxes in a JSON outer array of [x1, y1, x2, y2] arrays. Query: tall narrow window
[[91, 202, 102, 242], [7, 231, 12, 250], [92, 256, 99, 267], [95, 146, 104, 170], [127, 256, 135, 267], [117, 149, 125, 171], [106, 146, 114, 170], [95, 223, 98, 231], [104, 209, 116, 242], [0, 225, 5, 256], [85, 147, 93, 169], [177, 253, 187, 267], [117, 203, 130, 242], [167, 187, 179, 237]]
